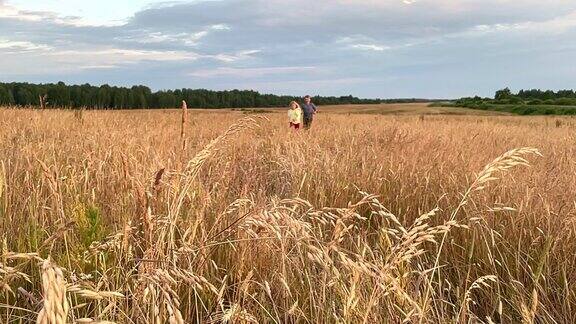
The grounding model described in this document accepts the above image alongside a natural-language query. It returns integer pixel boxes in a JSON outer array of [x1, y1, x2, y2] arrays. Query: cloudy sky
[[1, 0, 576, 98]]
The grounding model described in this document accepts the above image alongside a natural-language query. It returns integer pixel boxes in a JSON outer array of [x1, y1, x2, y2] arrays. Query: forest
[[0, 81, 408, 109]]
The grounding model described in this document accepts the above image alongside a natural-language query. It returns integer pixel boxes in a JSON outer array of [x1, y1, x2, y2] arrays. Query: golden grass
[[223, 102, 511, 116], [318, 102, 512, 115], [0, 105, 575, 323]]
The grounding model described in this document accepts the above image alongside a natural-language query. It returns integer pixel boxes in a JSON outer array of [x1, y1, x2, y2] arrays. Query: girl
[[287, 101, 302, 130]]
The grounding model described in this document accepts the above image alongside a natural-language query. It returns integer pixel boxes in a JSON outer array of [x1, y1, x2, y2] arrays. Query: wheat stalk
[[0, 107, 568, 323], [420, 147, 541, 323], [169, 116, 261, 224], [181, 100, 188, 151], [458, 275, 497, 321], [37, 258, 69, 324]]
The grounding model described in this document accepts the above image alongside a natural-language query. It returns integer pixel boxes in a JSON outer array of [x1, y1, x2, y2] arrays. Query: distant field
[[197, 102, 512, 116], [319, 102, 511, 115], [1, 107, 575, 323], [435, 101, 576, 115]]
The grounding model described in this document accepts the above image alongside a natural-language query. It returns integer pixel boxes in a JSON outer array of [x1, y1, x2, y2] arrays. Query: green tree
[[0, 85, 14, 105], [14, 85, 35, 106], [494, 88, 513, 100]]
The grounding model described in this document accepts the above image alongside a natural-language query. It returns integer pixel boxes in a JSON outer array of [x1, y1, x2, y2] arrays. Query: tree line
[[437, 87, 576, 115], [492, 87, 576, 106], [452, 88, 576, 107], [0, 81, 404, 109]]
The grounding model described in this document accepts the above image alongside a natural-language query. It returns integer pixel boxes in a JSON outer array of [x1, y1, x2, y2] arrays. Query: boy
[[301, 95, 318, 129]]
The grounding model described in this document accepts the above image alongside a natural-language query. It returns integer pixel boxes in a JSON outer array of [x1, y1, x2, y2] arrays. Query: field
[[232, 103, 511, 116], [1, 103, 575, 323], [434, 101, 576, 116]]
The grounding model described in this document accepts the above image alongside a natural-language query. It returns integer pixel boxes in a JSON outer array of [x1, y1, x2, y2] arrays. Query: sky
[[1, 0, 576, 98]]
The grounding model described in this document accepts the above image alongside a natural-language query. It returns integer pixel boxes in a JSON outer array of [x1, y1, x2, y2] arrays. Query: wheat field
[[0, 105, 575, 323]]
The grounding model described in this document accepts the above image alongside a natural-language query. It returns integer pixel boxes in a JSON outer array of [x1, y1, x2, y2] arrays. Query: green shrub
[[79, 205, 104, 247], [508, 97, 524, 104], [528, 99, 543, 105], [552, 98, 576, 106]]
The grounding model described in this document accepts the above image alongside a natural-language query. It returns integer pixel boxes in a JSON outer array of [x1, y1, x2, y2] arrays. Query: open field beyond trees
[[1, 104, 575, 323], [233, 103, 510, 116]]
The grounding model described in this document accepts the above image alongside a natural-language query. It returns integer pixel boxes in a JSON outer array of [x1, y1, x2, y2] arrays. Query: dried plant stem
[[37, 258, 69, 324], [180, 100, 188, 151], [420, 147, 541, 322]]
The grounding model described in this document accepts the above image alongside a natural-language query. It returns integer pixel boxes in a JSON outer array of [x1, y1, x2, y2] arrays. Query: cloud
[[50, 48, 201, 64], [2, 0, 576, 97], [189, 66, 317, 78], [465, 10, 576, 36], [0, 1, 119, 27], [351, 44, 389, 51], [116, 24, 232, 46], [0, 39, 51, 52], [0, 4, 44, 22], [211, 50, 261, 63], [336, 36, 391, 51]]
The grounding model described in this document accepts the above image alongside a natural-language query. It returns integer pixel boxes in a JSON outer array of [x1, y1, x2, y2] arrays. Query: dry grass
[[0, 105, 575, 323], [225, 102, 511, 116], [321, 102, 512, 115]]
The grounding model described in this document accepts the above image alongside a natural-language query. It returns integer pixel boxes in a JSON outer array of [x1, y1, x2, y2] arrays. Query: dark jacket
[[301, 103, 317, 118]]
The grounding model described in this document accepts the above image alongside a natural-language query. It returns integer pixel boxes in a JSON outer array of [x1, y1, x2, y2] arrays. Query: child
[[287, 101, 302, 130]]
